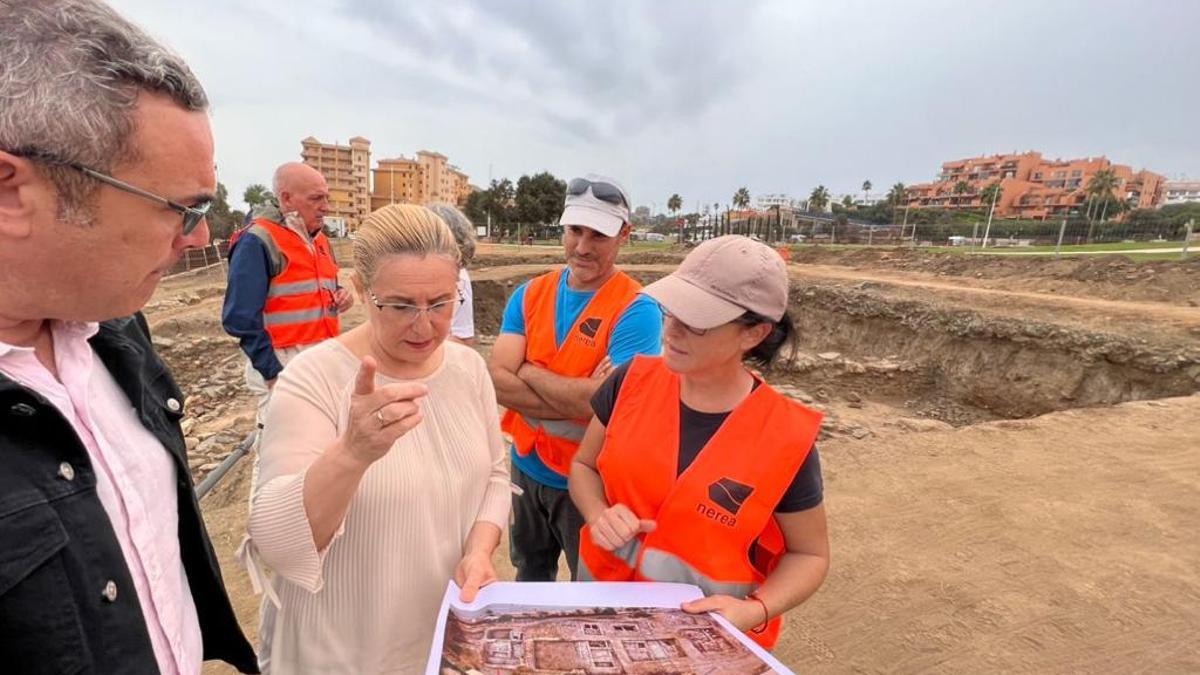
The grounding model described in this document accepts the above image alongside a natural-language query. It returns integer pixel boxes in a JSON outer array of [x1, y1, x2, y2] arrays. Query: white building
[[835, 193, 886, 207], [756, 193, 804, 210], [1162, 180, 1200, 206]]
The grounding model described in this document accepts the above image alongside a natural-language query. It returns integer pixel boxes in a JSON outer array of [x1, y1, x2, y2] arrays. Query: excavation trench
[[470, 267, 1200, 429]]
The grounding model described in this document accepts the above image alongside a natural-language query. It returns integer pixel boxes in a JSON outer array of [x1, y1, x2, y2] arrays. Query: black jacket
[[0, 315, 258, 674]]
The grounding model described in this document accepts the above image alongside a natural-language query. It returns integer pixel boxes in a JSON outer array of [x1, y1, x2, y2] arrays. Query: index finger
[[354, 355, 378, 395]]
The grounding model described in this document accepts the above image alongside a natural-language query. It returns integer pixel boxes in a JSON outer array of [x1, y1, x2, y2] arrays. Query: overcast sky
[[111, 0, 1199, 213]]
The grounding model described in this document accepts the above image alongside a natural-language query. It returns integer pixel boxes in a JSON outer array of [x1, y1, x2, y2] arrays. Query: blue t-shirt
[[501, 269, 663, 489]]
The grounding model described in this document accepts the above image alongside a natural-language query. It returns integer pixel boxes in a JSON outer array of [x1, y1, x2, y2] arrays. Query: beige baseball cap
[[641, 235, 789, 330]]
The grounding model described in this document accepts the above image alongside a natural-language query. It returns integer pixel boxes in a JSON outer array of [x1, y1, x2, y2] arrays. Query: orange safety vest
[[500, 268, 642, 475], [246, 217, 341, 349], [577, 355, 823, 649]]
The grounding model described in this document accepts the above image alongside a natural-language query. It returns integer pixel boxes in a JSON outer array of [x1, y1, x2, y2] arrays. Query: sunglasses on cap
[[567, 178, 629, 209]]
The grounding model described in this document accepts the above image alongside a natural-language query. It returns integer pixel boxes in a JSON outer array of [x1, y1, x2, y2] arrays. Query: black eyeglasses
[[662, 307, 768, 336], [567, 178, 629, 209], [8, 149, 212, 235]]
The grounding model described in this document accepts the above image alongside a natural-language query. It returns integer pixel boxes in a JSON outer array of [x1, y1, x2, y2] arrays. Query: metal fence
[[165, 242, 230, 277], [675, 213, 1195, 259]]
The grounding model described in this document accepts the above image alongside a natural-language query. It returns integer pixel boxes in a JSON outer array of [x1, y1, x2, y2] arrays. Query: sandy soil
[[155, 247, 1200, 674]]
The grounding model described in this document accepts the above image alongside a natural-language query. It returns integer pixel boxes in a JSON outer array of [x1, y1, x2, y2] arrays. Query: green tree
[[862, 179, 872, 204], [515, 171, 568, 237], [733, 187, 751, 210], [206, 182, 242, 241], [887, 182, 907, 206], [808, 185, 830, 212], [1085, 169, 1120, 242], [463, 189, 488, 226], [980, 181, 1003, 210], [475, 178, 517, 237], [243, 183, 273, 208], [841, 194, 854, 209], [667, 193, 684, 242]]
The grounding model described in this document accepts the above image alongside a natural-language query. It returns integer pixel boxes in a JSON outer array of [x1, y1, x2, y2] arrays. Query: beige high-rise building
[[448, 166, 473, 206], [370, 156, 422, 212], [369, 149, 475, 211], [417, 150, 452, 204], [301, 136, 371, 230]]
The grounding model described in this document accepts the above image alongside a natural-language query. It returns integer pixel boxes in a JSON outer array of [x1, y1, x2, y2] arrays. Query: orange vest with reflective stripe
[[251, 217, 341, 349], [578, 355, 823, 649], [500, 268, 642, 475]]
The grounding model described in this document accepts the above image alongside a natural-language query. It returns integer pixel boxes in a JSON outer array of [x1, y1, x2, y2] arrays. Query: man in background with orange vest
[[489, 174, 663, 582], [222, 162, 353, 425]]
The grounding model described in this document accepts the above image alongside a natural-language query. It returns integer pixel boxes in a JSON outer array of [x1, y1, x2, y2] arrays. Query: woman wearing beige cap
[[570, 235, 828, 649]]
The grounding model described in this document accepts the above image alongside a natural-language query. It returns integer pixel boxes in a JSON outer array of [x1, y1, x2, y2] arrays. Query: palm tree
[[667, 193, 683, 243], [952, 181, 972, 207], [808, 185, 831, 213], [887, 182, 907, 206], [980, 181, 1003, 210], [862, 179, 872, 205], [733, 187, 751, 210], [1086, 169, 1120, 242], [243, 183, 274, 208]]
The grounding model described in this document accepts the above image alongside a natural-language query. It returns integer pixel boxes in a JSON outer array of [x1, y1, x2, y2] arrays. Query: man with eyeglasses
[[0, 1, 257, 673], [489, 174, 663, 582], [222, 162, 354, 428]]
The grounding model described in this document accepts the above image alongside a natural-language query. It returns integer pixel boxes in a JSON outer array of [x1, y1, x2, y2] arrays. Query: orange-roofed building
[[904, 152, 1164, 220]]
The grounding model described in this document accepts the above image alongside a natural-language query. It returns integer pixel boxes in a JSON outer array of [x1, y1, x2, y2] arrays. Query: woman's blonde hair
[[353, 204, 461, 284]]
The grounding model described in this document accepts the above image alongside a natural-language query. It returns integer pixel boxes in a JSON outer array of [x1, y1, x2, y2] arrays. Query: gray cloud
[[107, 0, 1200, 212], [338, 0, 764, 143]]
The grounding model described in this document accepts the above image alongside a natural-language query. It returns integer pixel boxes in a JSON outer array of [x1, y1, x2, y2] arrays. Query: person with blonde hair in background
[[243, 204, 510, 673], [427, 202, 478, 346]]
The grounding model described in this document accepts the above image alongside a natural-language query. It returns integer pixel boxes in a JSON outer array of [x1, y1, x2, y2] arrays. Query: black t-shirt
[[590, 362, 823, 513]]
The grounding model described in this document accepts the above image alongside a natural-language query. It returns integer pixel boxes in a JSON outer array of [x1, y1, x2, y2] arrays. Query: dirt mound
[[787, 246, 1200, 305]]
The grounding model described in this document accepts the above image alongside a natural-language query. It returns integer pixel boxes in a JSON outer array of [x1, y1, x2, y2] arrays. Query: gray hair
[[0, 0, 209, 223], [426, 202, 477, 263]]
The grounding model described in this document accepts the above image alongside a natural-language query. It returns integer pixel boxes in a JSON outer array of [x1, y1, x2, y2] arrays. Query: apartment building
[[369, 149, 474, 211], [1162, 180, 1200, 206], [905, 151, 1164, 220], [300, 136, 371, 230]]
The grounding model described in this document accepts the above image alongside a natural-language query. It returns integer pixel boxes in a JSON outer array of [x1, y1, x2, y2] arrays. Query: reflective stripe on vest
[[500, 268, 642, 475], [577, 355, 823, 649], [262, 308, 328, 326], [266, 278, 338, 298], [519, 415, 588, 443], [251, 218, 341, 349]]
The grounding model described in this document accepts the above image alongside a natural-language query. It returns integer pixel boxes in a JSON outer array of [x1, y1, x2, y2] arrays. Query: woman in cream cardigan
[[245, 204, 510, 673]]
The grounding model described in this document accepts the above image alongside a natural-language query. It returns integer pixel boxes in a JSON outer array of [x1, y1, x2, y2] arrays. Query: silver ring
[[375, 409, 387, 426]]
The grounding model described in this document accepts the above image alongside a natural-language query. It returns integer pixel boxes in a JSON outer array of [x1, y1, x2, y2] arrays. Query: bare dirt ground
[[152, 244, 1200, 674]]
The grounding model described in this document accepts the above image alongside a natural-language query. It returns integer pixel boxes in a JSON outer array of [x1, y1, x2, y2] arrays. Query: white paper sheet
[[425, 581, 794, 674]]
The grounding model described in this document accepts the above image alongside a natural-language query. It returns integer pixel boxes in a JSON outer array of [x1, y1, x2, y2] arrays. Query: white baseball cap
[[559, 173, 631, 237]]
